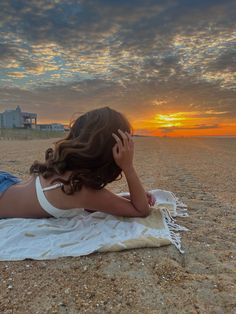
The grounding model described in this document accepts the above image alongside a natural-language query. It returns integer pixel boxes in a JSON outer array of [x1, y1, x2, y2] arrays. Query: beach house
[[0, 106, 37, 129]]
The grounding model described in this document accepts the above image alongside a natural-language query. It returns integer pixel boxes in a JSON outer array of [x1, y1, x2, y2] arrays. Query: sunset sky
[[0, 0, 235, 137]]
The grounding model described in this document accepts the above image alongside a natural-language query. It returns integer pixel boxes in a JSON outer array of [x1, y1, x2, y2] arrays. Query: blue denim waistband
[[0, 171, 22, 193]]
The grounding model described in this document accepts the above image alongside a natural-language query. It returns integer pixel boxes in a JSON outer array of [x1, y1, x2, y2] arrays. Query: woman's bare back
[[0, 171, 84, 218], [0, 175, 46, 218]]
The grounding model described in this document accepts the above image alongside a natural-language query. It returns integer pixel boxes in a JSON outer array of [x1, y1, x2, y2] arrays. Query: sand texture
[[0, 137, 235, 313]]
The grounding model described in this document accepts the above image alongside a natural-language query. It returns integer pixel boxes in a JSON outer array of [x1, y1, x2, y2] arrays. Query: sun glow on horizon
[[130, 110, 236, 137]]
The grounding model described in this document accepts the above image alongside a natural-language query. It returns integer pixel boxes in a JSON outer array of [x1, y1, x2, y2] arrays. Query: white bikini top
[[35, 176, 84, 218]]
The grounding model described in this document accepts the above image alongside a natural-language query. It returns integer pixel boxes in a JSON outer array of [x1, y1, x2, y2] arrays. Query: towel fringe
[[173, 194, 189, 217], [161, 207, 188, 254]]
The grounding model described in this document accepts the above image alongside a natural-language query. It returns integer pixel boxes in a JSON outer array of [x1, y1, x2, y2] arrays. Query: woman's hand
[[112, 129, 134, 171], [146, 192, 156, 206]]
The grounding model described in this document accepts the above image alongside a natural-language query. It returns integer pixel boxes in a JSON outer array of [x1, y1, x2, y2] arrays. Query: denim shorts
[[0, 171, 22, 194]]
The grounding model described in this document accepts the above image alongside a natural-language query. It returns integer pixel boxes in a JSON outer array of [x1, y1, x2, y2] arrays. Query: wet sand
[[0, 137, 235, 313]]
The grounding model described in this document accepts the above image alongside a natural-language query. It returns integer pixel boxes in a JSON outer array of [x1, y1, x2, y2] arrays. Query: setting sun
[[154, 113, 186, 128]]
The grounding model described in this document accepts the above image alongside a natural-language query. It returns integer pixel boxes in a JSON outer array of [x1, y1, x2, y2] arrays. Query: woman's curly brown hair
[[29, 106, 133, 194]]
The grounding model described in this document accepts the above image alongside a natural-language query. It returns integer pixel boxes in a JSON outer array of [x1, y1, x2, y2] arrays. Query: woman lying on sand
[[0, 107, 155, 219]]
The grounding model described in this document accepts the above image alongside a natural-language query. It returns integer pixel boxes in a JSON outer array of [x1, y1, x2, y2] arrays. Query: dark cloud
[[207, 50, 236, 72]]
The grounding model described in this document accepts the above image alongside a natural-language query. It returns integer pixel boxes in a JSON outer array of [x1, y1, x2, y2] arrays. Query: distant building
[[0, 105, 37, 129], [36, 123, 65, 132]]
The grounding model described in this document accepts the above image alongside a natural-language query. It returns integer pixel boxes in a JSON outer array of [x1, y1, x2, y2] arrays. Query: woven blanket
[[0, 189, 188, 261]]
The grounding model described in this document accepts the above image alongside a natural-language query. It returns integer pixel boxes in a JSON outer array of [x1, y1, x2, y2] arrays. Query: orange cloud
[[6, 72, 25, 78]]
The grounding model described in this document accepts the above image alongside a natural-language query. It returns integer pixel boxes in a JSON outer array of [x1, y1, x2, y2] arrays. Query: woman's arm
[[80, 187, 149, 217], [84, 191, 154, 214], [122, 166, 150, 216]]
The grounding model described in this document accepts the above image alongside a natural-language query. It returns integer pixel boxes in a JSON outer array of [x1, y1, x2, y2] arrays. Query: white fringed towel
[[0, 189, 188, 261]]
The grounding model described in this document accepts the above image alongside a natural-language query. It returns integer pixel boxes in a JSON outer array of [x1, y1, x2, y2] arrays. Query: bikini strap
[[42, 182, 64, 192]]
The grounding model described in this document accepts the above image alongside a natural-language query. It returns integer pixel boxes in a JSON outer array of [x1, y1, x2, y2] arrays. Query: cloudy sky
[[0, 0, 235, 136]]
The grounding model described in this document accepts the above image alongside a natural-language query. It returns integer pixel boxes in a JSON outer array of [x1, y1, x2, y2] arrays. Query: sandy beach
[[0, 136, 235, 313]]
